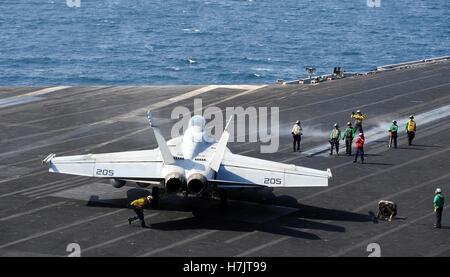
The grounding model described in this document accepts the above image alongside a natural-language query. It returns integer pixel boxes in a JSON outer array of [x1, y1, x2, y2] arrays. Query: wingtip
[[42, 153, 56, 165], [147, 110, 154, 127], [327, 168, 333, 179]]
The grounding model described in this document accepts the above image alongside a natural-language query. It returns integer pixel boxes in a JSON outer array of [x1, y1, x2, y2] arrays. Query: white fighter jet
[[42, 112, 332, 207]]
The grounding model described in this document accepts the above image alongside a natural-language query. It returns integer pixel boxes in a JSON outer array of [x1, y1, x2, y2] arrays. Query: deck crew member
[[329, 123, 341, 156], [388, 120, 398, 148], [291, 120, 302, 152], [342, 122, 355, 155], [377, 200, 397, 221], [434, 188, 445, 229], [353, 133, 365, 164], [128, 195, 153, 228], [405, 115, 417, 146], [351, 110, 366, 134]]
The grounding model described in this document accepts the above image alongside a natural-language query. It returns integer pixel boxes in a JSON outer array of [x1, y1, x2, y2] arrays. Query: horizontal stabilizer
[[216, 152, 331, 187], [42, 150, 164, 179]]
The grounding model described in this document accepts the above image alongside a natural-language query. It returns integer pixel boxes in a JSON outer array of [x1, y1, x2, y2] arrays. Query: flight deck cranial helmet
[[435, 188, 442, 194], [356, 110, 361, 114], [147, 195, 153, 201], [334, 123, 338, 128], [392, 120, 397, 124], [409, 115, 414, 119], [296, 120, 300, 124], [347, 122, 351, 126]]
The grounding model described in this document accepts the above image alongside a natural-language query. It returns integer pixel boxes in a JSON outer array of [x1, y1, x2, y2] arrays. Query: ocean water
[[0, 0, 449, 85]]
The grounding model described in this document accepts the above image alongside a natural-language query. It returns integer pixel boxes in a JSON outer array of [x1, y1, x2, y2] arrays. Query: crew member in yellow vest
[[405, 115, 417, 146], [128, 195, 153, 228], [351, 110, 366, 134]]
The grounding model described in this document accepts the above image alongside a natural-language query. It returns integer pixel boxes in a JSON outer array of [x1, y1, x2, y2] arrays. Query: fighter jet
[[42, 112, 332, 207]]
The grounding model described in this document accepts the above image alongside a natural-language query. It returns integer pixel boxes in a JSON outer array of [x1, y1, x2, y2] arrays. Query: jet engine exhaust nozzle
[[165, 173, 185, 193], [187, 173, 207, 194]]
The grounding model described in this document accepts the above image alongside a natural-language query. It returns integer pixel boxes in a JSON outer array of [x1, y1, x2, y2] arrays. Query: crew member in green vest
[[329, 123, 341, 156], [434, 188, 445, 229], [388, 120, 398, 148], [342, 122, 355, 155]]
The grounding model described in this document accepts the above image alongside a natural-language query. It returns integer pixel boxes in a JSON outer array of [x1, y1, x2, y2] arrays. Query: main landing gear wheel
[[220, 190, 228, 210], [151, 187, 159, 208]]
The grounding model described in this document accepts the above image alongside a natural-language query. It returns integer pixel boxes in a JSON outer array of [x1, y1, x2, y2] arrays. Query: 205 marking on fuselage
[[95, 169, 114, 176], [263, 177, 282, 185]]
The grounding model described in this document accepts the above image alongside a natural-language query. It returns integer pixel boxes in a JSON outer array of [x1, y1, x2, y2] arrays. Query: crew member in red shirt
[[353, 133, 365, 164]]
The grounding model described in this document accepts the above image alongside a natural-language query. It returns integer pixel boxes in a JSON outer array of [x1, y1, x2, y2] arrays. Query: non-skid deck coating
[[0, 61, 450, 257]]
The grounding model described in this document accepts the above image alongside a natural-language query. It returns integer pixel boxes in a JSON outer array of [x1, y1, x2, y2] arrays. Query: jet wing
[[42, 149, 164, 181], [214, 152, 331, 188]]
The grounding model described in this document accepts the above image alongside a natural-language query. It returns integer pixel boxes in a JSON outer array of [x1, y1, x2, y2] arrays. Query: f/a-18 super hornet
[[42, 112, 332, 207]]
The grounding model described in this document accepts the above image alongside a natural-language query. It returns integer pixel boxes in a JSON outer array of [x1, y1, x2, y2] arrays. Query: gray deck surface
[[1, 60, 449, 257]]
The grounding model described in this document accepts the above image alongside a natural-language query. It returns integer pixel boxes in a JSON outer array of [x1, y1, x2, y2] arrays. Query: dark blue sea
[[0, 0, 449, 85]]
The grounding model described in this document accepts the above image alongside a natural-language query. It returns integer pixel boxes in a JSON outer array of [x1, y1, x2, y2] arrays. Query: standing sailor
[[388, 120, 398, 148], [351, 110, 366, 134], [291, 120, 302, 152], [434, 188, 445, 229], [353, 133, 365, 164], [342, 122, 355, 155], [405, 115, 417, 146], [329, 123, 341, 156]]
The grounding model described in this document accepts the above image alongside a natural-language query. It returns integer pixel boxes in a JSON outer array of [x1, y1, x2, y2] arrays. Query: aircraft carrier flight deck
[[1, 58, 450, 257]]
